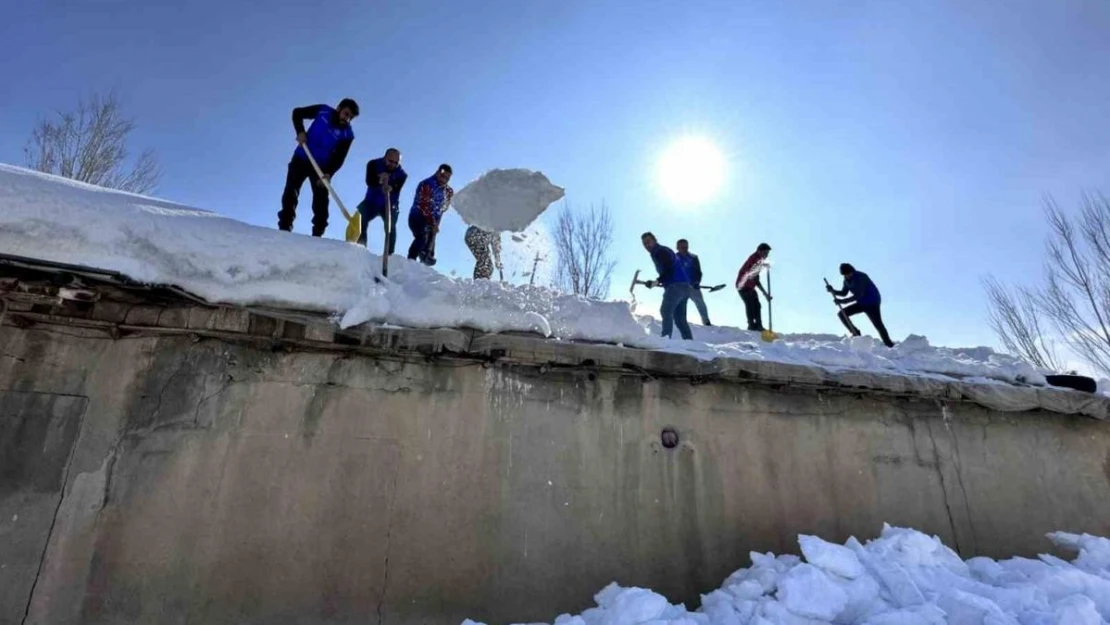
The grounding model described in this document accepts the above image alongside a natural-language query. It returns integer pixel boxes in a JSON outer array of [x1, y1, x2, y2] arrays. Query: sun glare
[[656, 136, 727, 206]]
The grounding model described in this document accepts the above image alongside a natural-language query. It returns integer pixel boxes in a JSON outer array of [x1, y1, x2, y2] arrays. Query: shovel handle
[[300, 144, 353, 221]]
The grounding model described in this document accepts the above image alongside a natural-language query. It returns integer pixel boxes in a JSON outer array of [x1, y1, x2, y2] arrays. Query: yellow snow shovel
[[761, 267, 778, 343], [300, 144, 361, 243]]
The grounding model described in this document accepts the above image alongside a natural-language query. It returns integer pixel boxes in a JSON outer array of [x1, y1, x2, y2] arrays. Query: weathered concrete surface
[[2, 307, 1110, 625]]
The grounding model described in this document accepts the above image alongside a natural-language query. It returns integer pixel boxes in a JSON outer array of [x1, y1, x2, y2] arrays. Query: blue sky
[[2, 0, 1108, 348]]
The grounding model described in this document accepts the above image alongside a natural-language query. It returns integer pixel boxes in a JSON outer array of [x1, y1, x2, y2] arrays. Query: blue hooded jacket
[[651, 244, 690, 285], [292, 105, 355, 174]]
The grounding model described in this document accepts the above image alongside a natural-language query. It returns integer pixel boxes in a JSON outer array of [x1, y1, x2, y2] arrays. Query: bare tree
[[24, 89, 161, 194], [985, 193, 1110, 375], [982, 275, 1061, 370], [553, 202, 617, 299]]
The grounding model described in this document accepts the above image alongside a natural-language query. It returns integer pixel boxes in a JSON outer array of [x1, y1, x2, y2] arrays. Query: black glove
[[645, 280, 656, 289], [825, 284, 834, 294]]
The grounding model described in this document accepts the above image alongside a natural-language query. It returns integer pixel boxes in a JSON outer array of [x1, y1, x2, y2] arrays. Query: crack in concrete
[[924, 417, 963, 556], [21, 401, 89, 625], [940, 403, 978, 553], [375, 453, 403, 625]]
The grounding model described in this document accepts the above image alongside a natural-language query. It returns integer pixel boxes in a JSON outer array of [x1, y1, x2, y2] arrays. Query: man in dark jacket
[[827, 263, 895, 347], [357, 148, 407, 253], [407, 164, 454, 265], [278, 98, 359, 237], [735, 243, 772, 331], [641, 232, 693, 340], [676, 239, 711, 326]]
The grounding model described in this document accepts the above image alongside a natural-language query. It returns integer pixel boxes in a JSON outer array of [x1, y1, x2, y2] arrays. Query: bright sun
[[657, 136, 727, 205]]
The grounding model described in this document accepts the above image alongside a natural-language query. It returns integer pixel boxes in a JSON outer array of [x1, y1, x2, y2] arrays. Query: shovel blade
[[344, 213, 362, 243], [760, 329, 778, 343]]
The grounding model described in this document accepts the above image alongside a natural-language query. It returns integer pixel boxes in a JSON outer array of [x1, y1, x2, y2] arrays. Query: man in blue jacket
[[641, 232, 693, 340], [676, 238, 711, 326], [407, 164, 454, 265], [278, 98, 359, 237], [827, 263, 895, 347], [357, 148, 407, 253]]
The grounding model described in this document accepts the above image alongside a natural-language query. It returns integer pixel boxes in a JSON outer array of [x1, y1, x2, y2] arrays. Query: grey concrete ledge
[[2, 265, 1107, 421]]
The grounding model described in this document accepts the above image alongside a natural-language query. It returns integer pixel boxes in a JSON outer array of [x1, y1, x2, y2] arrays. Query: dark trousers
[[660, 283, 693, 340], [278, 158, 329, 237], [407, 212, 437, 264], [357, 199, 399, 254], [739, 288, 763, 331], [839, 303, 895, 347]]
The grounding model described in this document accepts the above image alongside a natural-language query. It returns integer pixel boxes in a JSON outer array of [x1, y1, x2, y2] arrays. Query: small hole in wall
[[661, 427, 679, 449], [587, 372, 597, 381]]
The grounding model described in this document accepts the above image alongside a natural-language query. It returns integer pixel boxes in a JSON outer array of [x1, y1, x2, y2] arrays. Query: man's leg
[[689, 287, 710, 325], [407, 213, 427, 260], [356, 200, 377, 246], [278, 160, 310, 232], [659, 284, 678, 338], [864, 305, 895, 347], [674, 285, 693, 340], [838, 303, 864, 336], [309, 176, 330, 237]]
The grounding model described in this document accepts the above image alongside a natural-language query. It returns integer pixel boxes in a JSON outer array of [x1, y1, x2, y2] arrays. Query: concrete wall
[[3, 310, 1110, 625]]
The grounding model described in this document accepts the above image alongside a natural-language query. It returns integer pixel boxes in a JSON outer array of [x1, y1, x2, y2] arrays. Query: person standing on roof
[[827, 263, 896, 347], [465, 226, 502, 280], [357, 148, 407, 253], [407, 164, 454, 266], [278, 98, 359, 237], [641, 232, 693, 340], [676, 238, 711, 326], [735, 243, 772, 332]]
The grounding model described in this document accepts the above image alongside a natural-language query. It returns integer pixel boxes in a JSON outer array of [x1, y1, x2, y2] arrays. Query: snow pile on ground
[[0, 165, 1048, 386], [453, 168, 565, 231], [463, 525, 1110, 625]]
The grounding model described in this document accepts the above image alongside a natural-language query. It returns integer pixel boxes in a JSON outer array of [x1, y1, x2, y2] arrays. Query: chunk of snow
[[776, 564, 848, 620], [453, 168, 565, 232], [799, 534, 865, 579]]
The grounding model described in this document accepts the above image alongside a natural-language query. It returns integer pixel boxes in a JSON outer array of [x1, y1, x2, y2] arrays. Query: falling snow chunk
[[460, 524, 1110, 625], [452, 168, 565, 232]]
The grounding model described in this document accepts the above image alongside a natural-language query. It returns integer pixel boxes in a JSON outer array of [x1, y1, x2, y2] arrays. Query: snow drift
[[0, 164, 1049, 386], [462, 525, 1110, 625], [452, 168, 565, 231]]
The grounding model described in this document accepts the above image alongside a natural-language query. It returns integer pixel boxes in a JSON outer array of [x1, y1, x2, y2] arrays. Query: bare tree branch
[[553, 202, 617, 299], [983, 275, 1061, 370], [23, 89, 161, 194]]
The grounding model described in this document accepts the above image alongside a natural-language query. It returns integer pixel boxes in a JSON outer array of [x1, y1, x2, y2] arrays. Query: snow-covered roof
[[0, 164, 1077, 396]]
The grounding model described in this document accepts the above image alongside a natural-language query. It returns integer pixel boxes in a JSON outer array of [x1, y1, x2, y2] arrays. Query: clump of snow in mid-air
[[453, 168, 565, 232], [462, 525, 1110, 625], [0, 165, 1057, 386]]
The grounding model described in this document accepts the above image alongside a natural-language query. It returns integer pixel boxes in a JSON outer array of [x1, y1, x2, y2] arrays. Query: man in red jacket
[[735, 243, 772, 331]]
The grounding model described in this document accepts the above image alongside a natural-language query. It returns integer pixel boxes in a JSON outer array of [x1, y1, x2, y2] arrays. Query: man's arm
[[692, 256, 703, 286], [391, 171, 408, 206], [415, 181, 436, 225], [831, 279, 850, 298], [323, 137, 352, 176], [365, 159, 381, 188], [653, 248, 673, 284], [292, 105, 326, 136]]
